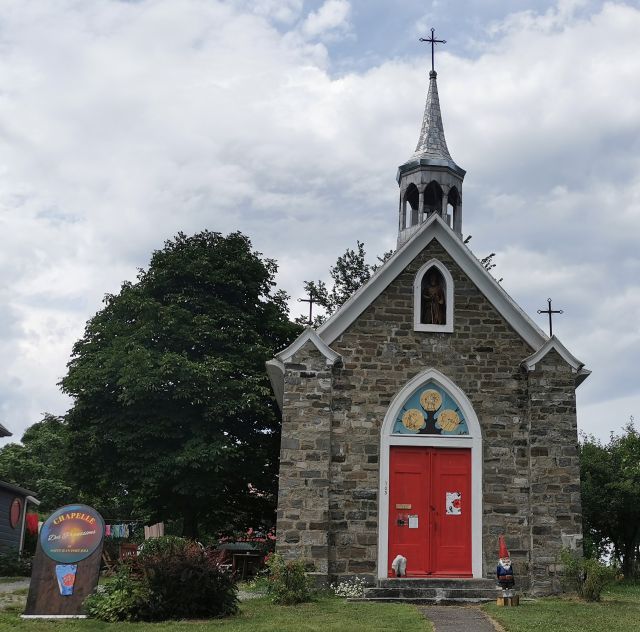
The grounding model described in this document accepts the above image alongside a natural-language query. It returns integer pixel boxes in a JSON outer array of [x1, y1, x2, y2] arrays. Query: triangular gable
[[266, 328, 342, 408], [316, 213, 548, 349], [521, 335, 591, 386], [268, 214, 590, 409]]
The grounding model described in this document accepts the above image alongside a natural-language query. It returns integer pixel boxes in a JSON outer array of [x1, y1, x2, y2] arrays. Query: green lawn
[[484, 582, 640, 632], [0, 596, 431, 632], [0, 577, 28, 584]]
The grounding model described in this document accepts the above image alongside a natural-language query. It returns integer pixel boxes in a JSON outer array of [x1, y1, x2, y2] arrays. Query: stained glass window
[[392, 382, 469, 435]]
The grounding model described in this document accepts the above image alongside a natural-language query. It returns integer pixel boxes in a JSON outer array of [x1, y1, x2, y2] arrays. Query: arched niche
[[377, 368, 483, 579], [413, 259, 454, 333]]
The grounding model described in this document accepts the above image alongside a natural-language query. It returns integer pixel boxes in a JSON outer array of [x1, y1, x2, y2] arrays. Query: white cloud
[[244, 0, 304, 24], [0, 1, 639, 445], [301, 0, 351, 39]]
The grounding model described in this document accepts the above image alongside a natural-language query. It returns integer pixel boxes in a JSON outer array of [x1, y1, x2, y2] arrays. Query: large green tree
[[0, 414, 74, 512], [580, 422, 640, 577], [61, 231, 300, 537]]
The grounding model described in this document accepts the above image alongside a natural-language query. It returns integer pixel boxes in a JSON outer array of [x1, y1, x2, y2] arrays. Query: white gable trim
[[275, 327, 341, 366], [265, 359, 285, 407], [316, 213, 548, 351], [521, 335, 584, 373], [267, 328, 342, 410], [377, 368, 483, 579], [413, 258, 454, 333], [576, 368, 592, 387]]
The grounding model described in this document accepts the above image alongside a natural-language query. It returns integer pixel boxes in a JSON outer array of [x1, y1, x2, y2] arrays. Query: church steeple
[[397, 32, 465, 247]]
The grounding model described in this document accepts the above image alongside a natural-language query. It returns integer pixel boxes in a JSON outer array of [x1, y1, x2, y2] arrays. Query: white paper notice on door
[[446, 492, 462, 515], [408, 514, 419, 529]]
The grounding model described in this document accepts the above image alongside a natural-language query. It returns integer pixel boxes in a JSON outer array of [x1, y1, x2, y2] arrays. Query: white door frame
[[377, 368, 483, 579]]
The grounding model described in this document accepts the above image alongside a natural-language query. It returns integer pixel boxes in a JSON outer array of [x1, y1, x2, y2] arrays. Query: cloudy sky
[[1, 0, 639, 445]]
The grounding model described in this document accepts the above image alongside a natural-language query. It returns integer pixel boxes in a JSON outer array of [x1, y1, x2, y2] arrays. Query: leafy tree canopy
[[61, 231, 300, 537], [298, 241, 393, 326], [0, 414, 74, 512], [580, 421, 640, 577]]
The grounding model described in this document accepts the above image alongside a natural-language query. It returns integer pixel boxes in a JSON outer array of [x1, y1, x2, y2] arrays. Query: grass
[[484, 582, 640, 632], [0, 596, 432, 631], [0, 577, 28, 584]]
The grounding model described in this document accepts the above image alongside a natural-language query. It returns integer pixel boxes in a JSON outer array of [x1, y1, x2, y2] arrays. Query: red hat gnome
[[496, 535, 514, 589]]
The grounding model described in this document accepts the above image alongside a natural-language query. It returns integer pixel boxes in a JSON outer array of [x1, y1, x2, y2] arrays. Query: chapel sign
[[24, 504, 105, 618], [40, 505, 104, 563]]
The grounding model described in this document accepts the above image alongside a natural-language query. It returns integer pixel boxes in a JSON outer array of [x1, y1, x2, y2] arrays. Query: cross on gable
[[297, 292, 316, 326], [537, 298, 564, 336]]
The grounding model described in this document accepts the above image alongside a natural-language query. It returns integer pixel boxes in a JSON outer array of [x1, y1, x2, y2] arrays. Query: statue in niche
[[421, 270, 446, 325]]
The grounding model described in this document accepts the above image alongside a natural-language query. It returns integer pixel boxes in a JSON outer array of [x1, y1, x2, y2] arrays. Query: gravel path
[[0, 579, 30, 593], [419, 606, 498, 632], [238, 590, 266, 601]]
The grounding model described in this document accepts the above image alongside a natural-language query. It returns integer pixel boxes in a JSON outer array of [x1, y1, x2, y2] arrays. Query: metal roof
[[398, 70, 464, 177], [0, 479, 38, 499]]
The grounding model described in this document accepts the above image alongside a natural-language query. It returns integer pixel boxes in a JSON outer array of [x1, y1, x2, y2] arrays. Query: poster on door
[[446, 491, 462, 515]]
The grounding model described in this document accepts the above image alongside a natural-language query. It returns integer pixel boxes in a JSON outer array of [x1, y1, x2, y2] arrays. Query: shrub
[[85, 539, 238, 621], [560, 548, 617, 601], [137, 535, 190, 559], [84, 566, 149, 622], [265, 553, 312, 605], [331, 576, 367, 598], [142, 541, 238, 620], [0, 552, 31, 577]]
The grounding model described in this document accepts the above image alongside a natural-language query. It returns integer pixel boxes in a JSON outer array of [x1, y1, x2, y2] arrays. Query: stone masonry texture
[[275, 237, 583, 594]]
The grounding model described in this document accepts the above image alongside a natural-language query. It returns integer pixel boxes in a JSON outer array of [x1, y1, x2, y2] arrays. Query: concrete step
[[349, 597, 494, 605], [365, 587, 501, 600], [359, 578, 502, 605], [377, 578, 497, 589]]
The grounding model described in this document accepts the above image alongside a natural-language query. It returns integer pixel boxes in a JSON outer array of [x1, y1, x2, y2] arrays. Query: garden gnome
[[391, 554, 407, 577], [496, 535, 515, 590]]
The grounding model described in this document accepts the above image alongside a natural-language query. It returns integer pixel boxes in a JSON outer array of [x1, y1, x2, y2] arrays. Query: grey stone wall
[[276, 341, 332, 581], [526, 348, 583, 594], [275, 238, 583, 594]]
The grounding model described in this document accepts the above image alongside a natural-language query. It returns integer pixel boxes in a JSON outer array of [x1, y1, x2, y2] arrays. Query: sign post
[[23, 504, 105, 618]]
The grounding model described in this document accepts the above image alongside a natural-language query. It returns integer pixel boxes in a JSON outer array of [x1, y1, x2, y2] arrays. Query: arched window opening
[[420, 266, 446, 325], [447, 187, 459, 229], [404, 184, 419, 227], [423, 181, 443, 216]]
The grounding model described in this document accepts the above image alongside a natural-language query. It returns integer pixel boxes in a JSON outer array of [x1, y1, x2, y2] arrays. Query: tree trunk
[[182, 508, 199, 539], [622, 540, 635, 579]]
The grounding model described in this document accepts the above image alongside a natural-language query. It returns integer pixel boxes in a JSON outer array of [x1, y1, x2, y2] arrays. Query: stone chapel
[[266, 63, 587, 596]]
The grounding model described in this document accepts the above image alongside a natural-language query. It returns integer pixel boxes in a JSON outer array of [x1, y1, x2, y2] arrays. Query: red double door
[[388, 446, 471, 577]]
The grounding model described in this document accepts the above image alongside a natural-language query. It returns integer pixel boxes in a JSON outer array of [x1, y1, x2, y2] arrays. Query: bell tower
[[397, 30, 465, 247]]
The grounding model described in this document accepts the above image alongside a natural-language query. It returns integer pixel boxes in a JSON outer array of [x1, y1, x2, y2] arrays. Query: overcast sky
[[1, 0, 639, 446]]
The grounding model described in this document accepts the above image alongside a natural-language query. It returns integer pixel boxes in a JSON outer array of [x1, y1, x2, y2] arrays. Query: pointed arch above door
[[377, 368, 483, 579]]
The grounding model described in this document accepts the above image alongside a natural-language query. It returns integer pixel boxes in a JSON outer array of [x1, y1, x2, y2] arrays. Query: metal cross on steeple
[[537, 298, 564, 336], [419, 28, 447, 72]]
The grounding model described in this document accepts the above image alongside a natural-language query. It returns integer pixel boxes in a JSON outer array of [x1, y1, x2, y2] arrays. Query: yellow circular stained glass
[[402, 409, 425, 432], [437, 409, 461, 432], [420, 389, 442, 412]]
